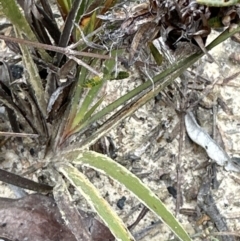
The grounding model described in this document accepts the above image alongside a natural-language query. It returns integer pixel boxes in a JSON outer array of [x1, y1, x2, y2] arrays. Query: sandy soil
[[1, 5, 240, 241]]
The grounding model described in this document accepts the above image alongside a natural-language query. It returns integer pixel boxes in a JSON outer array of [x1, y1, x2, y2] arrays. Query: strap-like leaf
[[57, 162, 135, 241], [60, 149, 192, 241]]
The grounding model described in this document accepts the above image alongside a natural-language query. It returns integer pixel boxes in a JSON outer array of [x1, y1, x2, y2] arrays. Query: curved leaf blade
[[62, 150, 192, 241], [57, 162, 135, 241]]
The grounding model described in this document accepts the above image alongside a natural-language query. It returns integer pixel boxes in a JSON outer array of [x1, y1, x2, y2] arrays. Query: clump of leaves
[[0, 0, 240, 240], [98, 0, 240, 64]]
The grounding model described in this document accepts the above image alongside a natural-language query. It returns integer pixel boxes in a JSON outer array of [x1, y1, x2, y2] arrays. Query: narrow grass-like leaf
[[81, 95, 104, 121], [72, 77, 103, 128], [57, 162, 135, 241], [56, 0, 83, 64], [197, 0, 240, 6], [15, 28, 47, 117], [66, 8, 97, 130], [69, 50, 119, 133], [0, 0, 35, 40], [70, 67, 87, 117], [111, 71, 130, 80], [60, 67, 86, 142], [0, 89, 37, 133], [72, 96, 104, 133], [53, 175, 91, 241], [0, 0, 50, 61], [56, 0, 72, 19], [73, 26, 240, 134], [61, 150, 192, 241], [75, 0, 88, 24], [148, 42, 163, 66], [82, 9, 96, 34], [77, 67, 185, 149]]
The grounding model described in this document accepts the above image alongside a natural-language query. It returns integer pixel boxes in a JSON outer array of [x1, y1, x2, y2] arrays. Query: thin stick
[[0, 131, 39, 138], [128, 206, 149, 231], [72, 23, 107, 50], [0, 169, 52, 192], [0, 34, 110, 60], [68, 55, 101, 76], [176, 113, 184, 215]]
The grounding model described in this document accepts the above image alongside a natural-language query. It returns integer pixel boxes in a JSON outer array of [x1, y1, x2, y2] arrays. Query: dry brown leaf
[[0, 194, 115, 241]]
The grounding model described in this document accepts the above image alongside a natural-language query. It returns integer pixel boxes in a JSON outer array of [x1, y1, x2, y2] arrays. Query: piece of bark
[[0, 194, 115, 241]]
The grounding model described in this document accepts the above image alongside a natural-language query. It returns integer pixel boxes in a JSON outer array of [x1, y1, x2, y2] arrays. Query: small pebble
[[29, 148, 35, 156], [9, 64, 23, 79], [117, 196, 126, 210], [167, 186, 177, 199]]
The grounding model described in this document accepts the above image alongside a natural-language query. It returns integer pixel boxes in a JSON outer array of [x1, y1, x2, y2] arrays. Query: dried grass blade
[[14, 27, 47, 117]]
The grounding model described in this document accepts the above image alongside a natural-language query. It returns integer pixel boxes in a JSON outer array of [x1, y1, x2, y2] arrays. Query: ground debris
[[197, 175, 236, 241]]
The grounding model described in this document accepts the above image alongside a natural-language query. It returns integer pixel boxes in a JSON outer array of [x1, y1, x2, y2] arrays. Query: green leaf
[[81, 75, 103, 88], [0, 0, 36, 40], [56, 0, 72, 17], [71, 95, 104, 134], [148, 42, 163, 66], [110, 71, 130, 80], [81, 96, 104, 122], [15, 28, 47, 117], [57, 162, 135, 241], [62, 150, 192, 241], [71, 74, 103, 128], [73, 27, 240, 134], [53, 175, 91, 240], [69, 50, 120, 132], [197, 0, 240, 6], [208, 16, 224, 29]]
